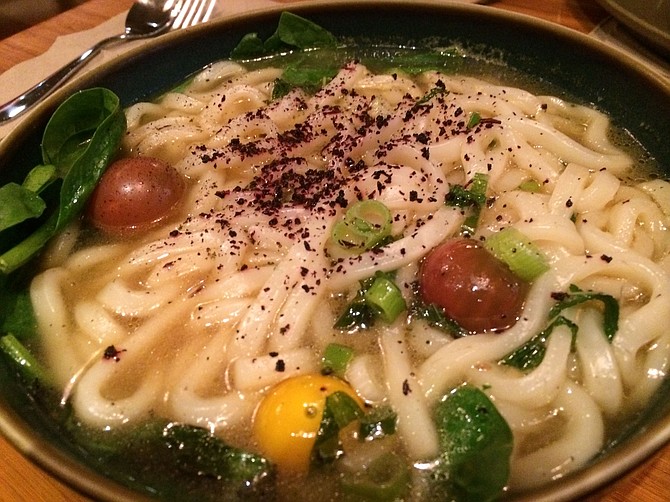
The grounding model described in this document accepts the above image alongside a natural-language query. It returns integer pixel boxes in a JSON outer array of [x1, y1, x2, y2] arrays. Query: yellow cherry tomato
[[253, 374, 362, 474]]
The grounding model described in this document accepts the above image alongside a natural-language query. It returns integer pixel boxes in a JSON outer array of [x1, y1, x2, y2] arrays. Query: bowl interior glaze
[[1, 2, 669, 501]]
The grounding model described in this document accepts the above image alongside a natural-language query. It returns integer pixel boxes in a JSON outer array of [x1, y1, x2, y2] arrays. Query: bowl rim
[[0, 1, 669, 501]]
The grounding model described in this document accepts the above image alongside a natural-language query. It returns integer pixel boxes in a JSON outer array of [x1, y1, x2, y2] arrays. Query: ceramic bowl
[[1, 2, 669, 500]]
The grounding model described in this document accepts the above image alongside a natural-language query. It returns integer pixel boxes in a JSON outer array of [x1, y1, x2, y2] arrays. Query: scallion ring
[[484, 227, 549, 282], [332, 200, 392, 252]]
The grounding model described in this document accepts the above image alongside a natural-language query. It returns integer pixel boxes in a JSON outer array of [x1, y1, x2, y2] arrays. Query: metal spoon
[[0, 0, 178, 124]]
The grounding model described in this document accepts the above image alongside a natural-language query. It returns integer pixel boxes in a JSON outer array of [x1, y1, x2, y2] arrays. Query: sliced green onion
[[322, 343, 355, 378], [363, 275, 407, 323], [518, 179, 542, 193], [484, 227, 549, 282], [334, 271, 406, 331], [332, 200, 392, 253], [0, 333, 48, 384], [340, 452, 410, 501]]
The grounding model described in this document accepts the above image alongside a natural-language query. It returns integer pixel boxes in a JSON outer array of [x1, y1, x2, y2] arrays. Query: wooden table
[[0, 1, 668, 501]]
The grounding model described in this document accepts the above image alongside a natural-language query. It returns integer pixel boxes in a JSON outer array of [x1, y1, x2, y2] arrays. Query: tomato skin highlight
[[419, 239, 528, 333], [86, 156, 185, 236]]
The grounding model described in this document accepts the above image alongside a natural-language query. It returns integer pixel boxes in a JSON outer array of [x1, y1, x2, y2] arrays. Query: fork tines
[[171, 0, 217, 29]]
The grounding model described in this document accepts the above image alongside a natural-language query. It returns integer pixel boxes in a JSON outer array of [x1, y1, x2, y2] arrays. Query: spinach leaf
[[432, 385, 513, 502], [0, 287, 38, 340], [409, 300, 469, 338], [549, 284, 619, 341], [0, 88, 126, 274], [163, 423, 274, 488], [22, 164, 57, 193], [376, 48, 463, 75], [502, 315, 578, 371], [264, 11, 337, 52], [43, 87, 126, 230], [502, 284, 618, 371], [445, 172, 489, 236], [229, 33, 267, 60], [312, 391, 364, 464], [232, 12, 339, 99], [359, 405, 397, 441], [68, 420, 276, 500], [0, 183, 47, 230], [0, 334, 48, 385], [231, 12, 337, 60]]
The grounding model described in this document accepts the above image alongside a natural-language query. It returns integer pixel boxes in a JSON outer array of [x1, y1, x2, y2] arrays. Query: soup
[[6, 20, 670, 501]]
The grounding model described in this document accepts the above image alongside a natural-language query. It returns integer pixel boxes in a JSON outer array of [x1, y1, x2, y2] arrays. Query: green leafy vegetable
[[230, 33, 266, 60], [0, 183, 47, 230], [409, 300, 469, 338], [0, 286, 37, 340], [359, 405, 397, 441], [445, 173, 488, 236], [549, 284, 619, 341], [232, 13, 463, 100], [271, 61, 341, 100], [432, 385, 513, 502], [68, 420, 275, 500], [0, 334, 48, 385], [312, 391, 364, 464], [231, 12, 337, 60], [265, 12, 337, 52], [501, 315, 577, 371], [502, 284, 618, 370], [242, 16, 342, 100], [163, 423, 274, 488], [379, 49, 463, 75], [21, 164, 57, 194], [0, 88, 126, 274]]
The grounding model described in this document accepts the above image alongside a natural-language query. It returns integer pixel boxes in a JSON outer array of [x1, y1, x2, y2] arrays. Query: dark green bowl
[[0, 1, 669, 501]]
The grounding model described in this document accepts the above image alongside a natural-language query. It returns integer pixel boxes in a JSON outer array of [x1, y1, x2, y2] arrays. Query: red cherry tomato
[[419, 239, 528, 333], [86, 157, 185, 236]]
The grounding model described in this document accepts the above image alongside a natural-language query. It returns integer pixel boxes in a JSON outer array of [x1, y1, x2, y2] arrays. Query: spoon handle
[[0, 34, 124, 124]]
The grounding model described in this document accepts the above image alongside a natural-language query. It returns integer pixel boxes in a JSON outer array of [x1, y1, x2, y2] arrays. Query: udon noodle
[[31, 56, 670, 496]]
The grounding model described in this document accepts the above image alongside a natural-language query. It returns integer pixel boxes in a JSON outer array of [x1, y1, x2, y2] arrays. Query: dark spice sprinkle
[[192, 64, 492, 265], [103, 345, 126, 362]]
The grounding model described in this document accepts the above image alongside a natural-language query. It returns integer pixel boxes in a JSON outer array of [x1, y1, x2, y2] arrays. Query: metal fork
[[0, 0, 218, 124]]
